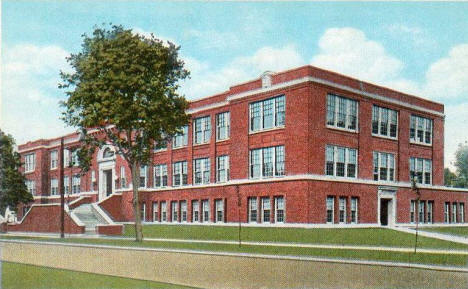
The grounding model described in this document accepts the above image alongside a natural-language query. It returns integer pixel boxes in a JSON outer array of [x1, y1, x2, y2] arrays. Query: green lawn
[[2, 234, 467, 267], [123, 224, 468, 250], [1, 261, 193, 289], [421, 226, 468, 237]]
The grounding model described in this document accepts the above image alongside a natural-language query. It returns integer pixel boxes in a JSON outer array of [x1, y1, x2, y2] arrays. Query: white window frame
[[71, 149, 79, 167], [261, 197, 271, 223], [216, 155, 229, 183], [215, 199, 224, 223], [192, 200, 200, 222], [193, 158, 210, 185], [171, 201, 179, 222], [63, 148, 70, 168], [372, 105, 398, 139], [64, 176, 70, 195], [274, 196, 285, 223], [180, 201, 187, 222], [216, 112, 230, 141], [152, 201, 159, 222], [50, 150, 58, 170], [161, 201, 167, 222], [172, 161, 188, 187], [452, 203, 458, 223], [202, 199, 210, 223], [72, 175, 80, 194], [24, 153, 36, 173], [139, 166, 147, 188], [410, 115, 433, 145], [248, 197, 258, 223], [249, 145, 285, 179], [172, 126, 188, 149], [409, 157, 432, 184], [325, 145, 358, 178], [249, 95, 286, 133], [339, 197, 347, 224], [50, 178, 58, 196], [427, 201, 433, 224], [373, 152, 396, 182], [141, 203, 146, 222], [120, 166, 127, 188], [410, 200, 416, 223], [444, 202, 450, 223], [91, 170, 96, 191], [326, 196, 334, 224], [350, 197, 358, 224], [326, 94, 359, 132], [193, 116, 211, 145], [25, 180, 36, 196], [419, 201, 425, 223], [460, 203, 465, 223], [154, 164, 168, 188]]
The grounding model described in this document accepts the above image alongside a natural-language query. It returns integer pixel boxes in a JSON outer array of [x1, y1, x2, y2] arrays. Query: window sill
[[50, 167, 57, 171], [153, 149, 168, 153], [216, 138, 230, 143], [172, 146, 188, 151], [193, 142, 210, 147], [249, 126, 285, 135], [409, 140, 432, 147], [24, 170, 35, 174], [371, 134, 398, 141], [325, 174, 357, 180], [326, 125, 358, 134]]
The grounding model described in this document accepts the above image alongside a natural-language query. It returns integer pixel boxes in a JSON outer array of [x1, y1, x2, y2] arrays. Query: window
[[410, 200, 415, 223], [409, 158, 432, 184], [248, 197, 257, 223], [216, 155, 229, 183], [250, 95, 285, 132], [460, 203, 465, 223], [120, 166, 127, 188], [194, 116, 211, 144], [103, 147, 114, 158], [452, 203, 457, 223], [25, 180, 36, 196], [275, 196, 285, 223], [139, 166, 147, 188], [154, 140, 168, 152], [180, 201, 187, 222], [419, 201, 425, 223], [326, 196, 334, 224], [372, 106, 398, 138], [154, 164, 168, 188], [373, 152, 396, 181], [173, 161, 188, 186], [194, 158, 210, 185], [326, 94, 358, 131], [24, 153, 35, 172], [339, 197, 347, 223], [64, 176, 70, 195], [325, 145, 357, 178], [202, 200, 210, 222], [63, 149, 70, 168], [261, 197, 271, 223], [351, 197, 358, 224], [444, 202, 450, 223], [141, 203, 146, 222], [161, 201, 167, 222], [50, 178, 58, 196], [152, 202, 159, 222], [249, 146, 285, 179], [50, 150, 58, 169], [71, 149, 79, 166], [427, 201, 434, 223], [410, 115, 432, 145], [216, 112, 230, 141], [215, 199, 224, 223], [192, 200, 200, 222], [72, 175, 80, 194], [172, 201, 179, 222], [172, 126, 188, 148], [91, 171, 96, 191]]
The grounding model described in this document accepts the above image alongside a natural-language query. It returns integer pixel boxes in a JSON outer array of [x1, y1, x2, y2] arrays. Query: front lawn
[[421, 226, 468, 237], [123, 224, 468, 250], [1, 261, 193, 289]]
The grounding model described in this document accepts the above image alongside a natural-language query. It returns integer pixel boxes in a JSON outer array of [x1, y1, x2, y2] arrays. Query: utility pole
[[60, 138, 65, 238], [411, 177, 421, 254], [236, 185, 241, 248]]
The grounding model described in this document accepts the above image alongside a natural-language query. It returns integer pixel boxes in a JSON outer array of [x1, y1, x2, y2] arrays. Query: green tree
[[60, 25, 190, 241], [454, 142, 468, 188], [444, 168, 457, 187], [0, 131, 33, 215]]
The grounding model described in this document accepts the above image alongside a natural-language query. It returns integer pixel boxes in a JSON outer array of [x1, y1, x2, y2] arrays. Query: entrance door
[[380, 199, 389, 226], [104, 169, 113, 196]]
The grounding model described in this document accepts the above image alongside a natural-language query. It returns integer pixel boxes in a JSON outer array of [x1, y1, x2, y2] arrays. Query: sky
[[1, 1, 468, 169]]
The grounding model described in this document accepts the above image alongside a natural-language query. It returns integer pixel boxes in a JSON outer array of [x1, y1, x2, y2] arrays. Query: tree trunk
[[131, 160, 143, 242]]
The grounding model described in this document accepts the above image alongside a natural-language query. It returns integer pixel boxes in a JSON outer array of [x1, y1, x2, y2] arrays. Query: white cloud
[[1, 44, 75, 144], [423, 44, 468, 100], [386, 24, 436, 48], [132, 27, 176, 46], [180, 44, 304, 99]]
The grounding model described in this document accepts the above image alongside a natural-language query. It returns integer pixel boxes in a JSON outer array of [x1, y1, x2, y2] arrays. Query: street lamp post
[[411, 176, 421, 254]]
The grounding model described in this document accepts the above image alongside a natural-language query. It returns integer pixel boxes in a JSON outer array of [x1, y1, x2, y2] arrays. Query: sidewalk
[[392, 226, 468, 245], [3, 231, 468, 256]]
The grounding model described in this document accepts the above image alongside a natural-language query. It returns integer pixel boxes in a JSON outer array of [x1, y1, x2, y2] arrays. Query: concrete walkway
[[392, 226, 468, 245], [3, 231, 468, 256]]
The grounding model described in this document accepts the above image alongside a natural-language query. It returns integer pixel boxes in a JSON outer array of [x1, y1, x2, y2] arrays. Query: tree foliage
[[445, 142, 468, 188], [0, 131, 33, 214], [60, 25, 190, 241]]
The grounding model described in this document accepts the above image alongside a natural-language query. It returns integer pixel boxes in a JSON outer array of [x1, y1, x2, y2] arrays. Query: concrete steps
[[72, 204, 104, 234]]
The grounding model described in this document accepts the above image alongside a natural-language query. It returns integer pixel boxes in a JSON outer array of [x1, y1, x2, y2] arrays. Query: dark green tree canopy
[[0, 131, 33, 213], [60, 25, 190, 167]]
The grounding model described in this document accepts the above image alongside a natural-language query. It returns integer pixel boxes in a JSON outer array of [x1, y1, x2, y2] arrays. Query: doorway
[[104, 169, 113, 196], [380, 199, 390, 226]]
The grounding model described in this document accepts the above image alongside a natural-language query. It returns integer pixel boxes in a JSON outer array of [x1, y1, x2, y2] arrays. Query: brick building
[[16, 65, 468, 232]]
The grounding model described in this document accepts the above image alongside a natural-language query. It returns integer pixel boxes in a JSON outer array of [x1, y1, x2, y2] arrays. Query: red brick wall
[[98, 194, 124, 222], [8, 205, 84, 234]]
